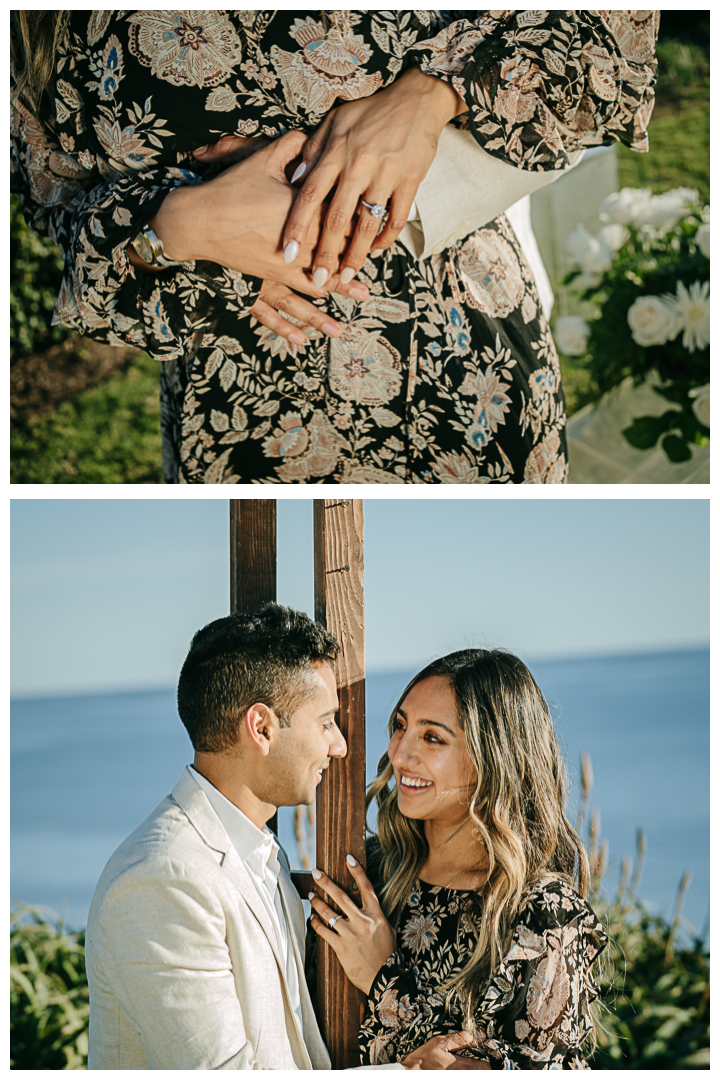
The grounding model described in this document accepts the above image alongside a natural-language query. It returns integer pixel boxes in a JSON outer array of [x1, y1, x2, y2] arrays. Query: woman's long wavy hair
[[367, 648, 590, 1027], [11, 12, 69, 109]]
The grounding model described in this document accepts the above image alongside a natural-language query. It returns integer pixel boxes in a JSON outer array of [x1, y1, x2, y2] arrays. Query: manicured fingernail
[[308, 891, 316, 900], [322, 321, 341, 337], [284, 241, 299, 264], [340, 267, 355, 285], [291, 161, 306, 184], [313, 267, 328, 288], [371, 248, 382, 257], [346, 854, 357, 866], [349, 286, 366, 301], [194, 144, 209, 155], [312, 868, 322, 880], [288, 331, 304, 345]]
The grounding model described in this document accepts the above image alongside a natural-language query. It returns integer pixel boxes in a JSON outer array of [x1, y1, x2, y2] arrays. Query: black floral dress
[[10, 11, 658, 484], [358, 874, 607, 1069]]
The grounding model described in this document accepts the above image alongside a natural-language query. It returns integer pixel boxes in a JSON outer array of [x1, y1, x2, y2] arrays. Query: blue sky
[[11, 498, 709, 697]]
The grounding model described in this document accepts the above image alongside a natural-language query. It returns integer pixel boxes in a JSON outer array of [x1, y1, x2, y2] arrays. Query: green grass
[[11, 351, 163, 484], [617, 101, 709, 205]]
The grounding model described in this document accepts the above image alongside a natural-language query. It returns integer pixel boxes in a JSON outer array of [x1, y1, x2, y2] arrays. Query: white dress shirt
[[188, 765, 304, 1036]]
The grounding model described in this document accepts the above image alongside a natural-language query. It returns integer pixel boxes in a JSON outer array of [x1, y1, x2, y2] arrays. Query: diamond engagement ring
[[328, 915, 342, 928], [361, 200, 387, 220]]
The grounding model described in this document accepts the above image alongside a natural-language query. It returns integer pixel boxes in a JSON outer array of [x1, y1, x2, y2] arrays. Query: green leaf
[[662, 434, 693, 462], [652, 384, 689, 405], [622, 412, 677, 450]]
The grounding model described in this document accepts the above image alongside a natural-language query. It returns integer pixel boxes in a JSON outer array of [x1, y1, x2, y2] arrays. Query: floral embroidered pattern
[[10, 10, 658, 483], [358, 859, 607, 1070], [127, 10, 243, 89]]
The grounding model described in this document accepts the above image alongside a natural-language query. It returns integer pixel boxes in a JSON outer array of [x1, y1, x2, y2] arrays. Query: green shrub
[[10, 907, 89, 1070], [10, 195, 71, 361]]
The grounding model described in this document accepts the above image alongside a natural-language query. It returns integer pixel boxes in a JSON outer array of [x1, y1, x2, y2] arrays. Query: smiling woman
[[309, 648, 607, 1069]]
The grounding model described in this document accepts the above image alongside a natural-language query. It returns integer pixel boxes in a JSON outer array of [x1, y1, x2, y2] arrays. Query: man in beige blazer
[[86, 604, 466, 1070]]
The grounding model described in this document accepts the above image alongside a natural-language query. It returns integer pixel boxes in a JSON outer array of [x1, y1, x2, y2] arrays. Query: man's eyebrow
[[396, 707, 457, 737], [319, 707, 339, 718]]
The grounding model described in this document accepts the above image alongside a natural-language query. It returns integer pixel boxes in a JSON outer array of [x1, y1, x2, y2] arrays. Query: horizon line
[[10, 641, 709, 703]]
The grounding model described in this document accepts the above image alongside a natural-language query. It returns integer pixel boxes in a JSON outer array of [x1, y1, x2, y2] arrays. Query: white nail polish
[[308, 891, 316, 901], [313, 267, 328, 289], [283, 241, 299, 264], [340, 267, 355, 285], [290, 161, 307, 184], [311, 868, 322, 880], [346, 854, 357, 866]]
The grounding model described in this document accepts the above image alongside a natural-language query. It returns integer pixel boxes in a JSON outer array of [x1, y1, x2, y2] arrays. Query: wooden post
[[313, 499, 366, 1069], [229, 500, 277, 614], [229, 500, 277, 834]]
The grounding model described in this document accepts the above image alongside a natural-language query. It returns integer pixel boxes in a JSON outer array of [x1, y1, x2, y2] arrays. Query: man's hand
[[149, 131, 369, 303], [401, 1032, 491, 1070]]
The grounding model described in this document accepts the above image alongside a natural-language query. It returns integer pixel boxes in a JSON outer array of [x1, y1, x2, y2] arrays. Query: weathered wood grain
[[313, 499, 366, 1069]]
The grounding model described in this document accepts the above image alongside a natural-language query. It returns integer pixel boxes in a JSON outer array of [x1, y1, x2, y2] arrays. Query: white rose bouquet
[[555, 188, 710, 462]]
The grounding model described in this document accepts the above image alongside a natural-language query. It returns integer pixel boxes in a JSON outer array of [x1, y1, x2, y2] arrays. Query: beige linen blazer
[[86, 767, 331, 1070], [400, 125, 585, 260]]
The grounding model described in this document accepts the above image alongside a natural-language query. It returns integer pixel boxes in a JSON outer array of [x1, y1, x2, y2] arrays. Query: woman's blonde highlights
[[367, 649, 590, 1030], [11, 11, 69, 109]]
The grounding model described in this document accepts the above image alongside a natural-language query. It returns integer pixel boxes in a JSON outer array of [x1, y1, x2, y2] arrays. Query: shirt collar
[[188, 764, 279, 879]]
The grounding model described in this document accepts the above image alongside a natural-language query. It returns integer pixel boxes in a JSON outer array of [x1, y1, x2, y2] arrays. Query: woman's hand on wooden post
[[281, 67, 467, 286], [309, 855, 396, 996]]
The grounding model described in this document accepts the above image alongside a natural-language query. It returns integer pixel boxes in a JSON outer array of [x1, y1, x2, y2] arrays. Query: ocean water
[[11, 649, 709, 936]]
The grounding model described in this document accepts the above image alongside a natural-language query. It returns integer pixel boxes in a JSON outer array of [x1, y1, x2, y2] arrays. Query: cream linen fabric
[[86, 767, 328, 1070], [399, 125, 585, 260], [187, 764, 305, 1037]]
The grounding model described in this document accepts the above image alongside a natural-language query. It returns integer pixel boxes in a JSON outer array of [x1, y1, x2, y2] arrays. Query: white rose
[[633, 187, 699, 232], [580, 235, 613, 285], [627, 295, 679, 348], [564, 224, 594, 267], [598, 187, 653, 226], [689, 384, 710, 428], [598, 223, 630, 253], [554, 316, 590, 357], [696, 222, 710, 259]]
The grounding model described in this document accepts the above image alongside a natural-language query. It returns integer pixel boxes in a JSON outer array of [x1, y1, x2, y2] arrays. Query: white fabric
[[399, 124, 586, 318], [188, 765, 304, 1037], [85, 767, 327, 1070]]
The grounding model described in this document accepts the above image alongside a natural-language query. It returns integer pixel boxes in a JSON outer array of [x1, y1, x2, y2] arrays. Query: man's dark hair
[[177, 603, 339, 752]]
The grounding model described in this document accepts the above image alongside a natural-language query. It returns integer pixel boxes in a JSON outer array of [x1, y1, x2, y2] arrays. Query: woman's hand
[[150, 130, 369, 303], [282, 67, 467, 287], [250, 280, 344, 346], [309, 855, 396, 995], [401, 1032, 479, 1070]]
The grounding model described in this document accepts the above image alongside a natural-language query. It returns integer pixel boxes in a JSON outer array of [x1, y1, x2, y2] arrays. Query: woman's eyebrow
[[396, 708, 457, 737]]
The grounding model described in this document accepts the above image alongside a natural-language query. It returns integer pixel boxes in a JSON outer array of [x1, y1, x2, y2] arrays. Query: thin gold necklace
[[444, 857, 486, 891]]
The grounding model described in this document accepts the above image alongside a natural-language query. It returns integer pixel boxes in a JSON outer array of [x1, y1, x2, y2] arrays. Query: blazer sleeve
[[410, 11, 659, 172], [10, 86, 261, 362], [89, 856, 261, 1070]]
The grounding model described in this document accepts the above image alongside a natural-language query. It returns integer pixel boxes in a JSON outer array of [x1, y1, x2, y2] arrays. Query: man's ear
[[244, 702, 280, 757]]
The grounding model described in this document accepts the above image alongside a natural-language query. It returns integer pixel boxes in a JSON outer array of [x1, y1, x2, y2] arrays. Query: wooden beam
[[229, 500, 277, 614], [313, 499, 366, 1069], [230, 499, 277, 834]]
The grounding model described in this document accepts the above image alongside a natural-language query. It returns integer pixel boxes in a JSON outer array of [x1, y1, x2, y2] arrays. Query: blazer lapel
[[171, 768, 289, 982]]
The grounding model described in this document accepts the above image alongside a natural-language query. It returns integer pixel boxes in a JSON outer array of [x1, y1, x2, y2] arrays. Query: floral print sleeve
[[411, 11, 659, 171], [10, 22, 261, 362], [358, 877, 607, 1070]]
